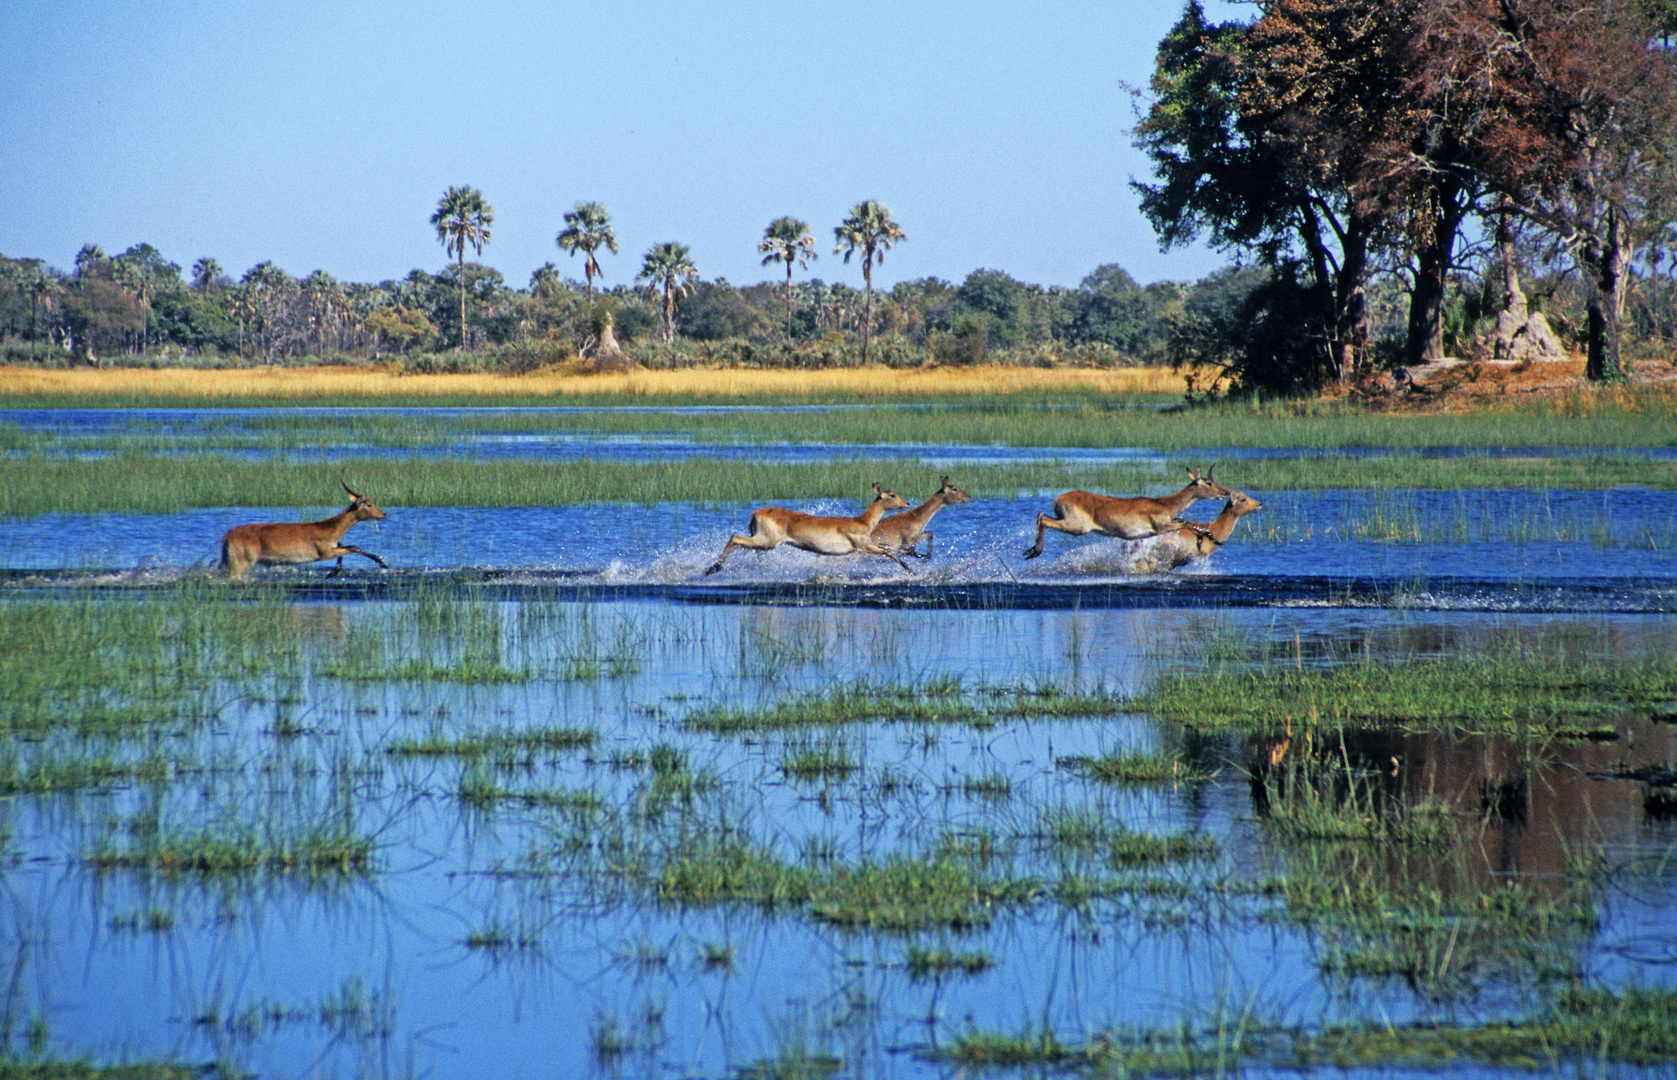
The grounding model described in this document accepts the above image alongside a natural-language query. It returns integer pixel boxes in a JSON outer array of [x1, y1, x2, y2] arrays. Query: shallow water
[[1, 407, 1675, 1079]]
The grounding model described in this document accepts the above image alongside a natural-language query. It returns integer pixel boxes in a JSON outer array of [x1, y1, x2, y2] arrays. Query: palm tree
[[300, 269, 346, 353], [636, 242, 699, 345], [73, 244, 107, 276], [758, 217, 818, 346], [833, 200, 905, 364], [192, 257, 223, 293], [430, 185, 494, 348], [556, 202, 617, 299], [529, 262, 562, 301]]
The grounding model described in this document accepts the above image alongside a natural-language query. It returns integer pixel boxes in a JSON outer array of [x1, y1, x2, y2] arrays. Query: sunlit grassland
[[0, 361, 1195, 406]]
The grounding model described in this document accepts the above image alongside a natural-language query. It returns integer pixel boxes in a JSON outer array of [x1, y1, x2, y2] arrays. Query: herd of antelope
[[218, 468, 1261, 580]]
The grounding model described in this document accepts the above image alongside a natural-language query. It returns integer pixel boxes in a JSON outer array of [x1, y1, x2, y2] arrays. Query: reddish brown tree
[[1406, 0, 1677, 380]]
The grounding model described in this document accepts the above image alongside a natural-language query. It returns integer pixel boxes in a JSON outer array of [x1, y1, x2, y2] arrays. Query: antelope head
[[1188, 465, 1229, 499], [871, 483, 911, 511], [938, 476, 972, 504], [340, 473, 387, 522]]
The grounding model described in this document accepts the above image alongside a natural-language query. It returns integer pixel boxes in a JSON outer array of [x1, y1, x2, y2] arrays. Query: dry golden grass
[[0, 362, 1197, 402]]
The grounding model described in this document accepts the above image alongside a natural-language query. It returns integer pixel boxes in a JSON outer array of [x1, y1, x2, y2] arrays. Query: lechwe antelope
[[220, 475, 389, 580], [704, 483, 912, 576], [1138, 489, 1263, 572], [1023, 466, 1227, 560], [871, 476, 971, 559]]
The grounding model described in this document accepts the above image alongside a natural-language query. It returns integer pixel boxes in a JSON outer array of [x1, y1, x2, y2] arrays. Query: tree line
[[4, 0, 1677, 389], [0, 204, 1258, 372]]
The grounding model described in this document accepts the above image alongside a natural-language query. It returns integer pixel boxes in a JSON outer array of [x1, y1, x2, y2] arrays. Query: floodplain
[[0, 370, 1674, 1079]]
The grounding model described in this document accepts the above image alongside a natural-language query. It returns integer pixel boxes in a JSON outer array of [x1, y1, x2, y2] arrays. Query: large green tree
[[833, 200, 905, 364], [758, 216, 818, 345], [636, 242, 699, 345], [557, 201, 617, 299], [430, 185, 494, 348], [1135, 0, 1480, 388]]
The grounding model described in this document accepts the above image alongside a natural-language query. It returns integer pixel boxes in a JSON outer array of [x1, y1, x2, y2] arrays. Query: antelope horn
[[339, 470, 363, 501]]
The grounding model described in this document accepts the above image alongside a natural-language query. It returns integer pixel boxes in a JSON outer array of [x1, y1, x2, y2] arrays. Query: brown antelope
[[220, 475, 388, 580], [704, 483, 913, 576], [871, 476, 971, 559], [1023, 466, 1227, 560], [1142, 489, 1263, 571]]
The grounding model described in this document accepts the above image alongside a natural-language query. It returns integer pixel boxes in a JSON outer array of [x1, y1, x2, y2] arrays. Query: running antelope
[[1142, 489, 1263, 571], [1022, 466, 1226, 560], [871, 476, 971, 559], [220, 475, 389, 580], [704, 483, 913, 576]]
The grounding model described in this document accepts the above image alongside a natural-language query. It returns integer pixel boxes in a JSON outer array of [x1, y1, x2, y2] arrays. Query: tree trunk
[[1405, 180, 1467, 365], [1331, 221, 1370, 384], [1585, 208, 1629, 382], [861, 261, 874, 365], [457, 253, 467, 351]]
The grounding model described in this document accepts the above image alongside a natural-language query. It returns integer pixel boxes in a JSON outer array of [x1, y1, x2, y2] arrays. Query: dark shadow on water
[[6, 567, 1674, 614]]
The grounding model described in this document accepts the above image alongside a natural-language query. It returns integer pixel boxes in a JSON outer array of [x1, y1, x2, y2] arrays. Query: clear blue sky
[[2, 0, 1240, 294]]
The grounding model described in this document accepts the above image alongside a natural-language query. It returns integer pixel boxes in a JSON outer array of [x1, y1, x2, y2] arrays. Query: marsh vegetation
[[0, 384, 1673, 1078]]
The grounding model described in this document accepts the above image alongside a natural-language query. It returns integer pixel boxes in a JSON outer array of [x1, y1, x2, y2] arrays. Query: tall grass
[[0, 362, 1195, 405]]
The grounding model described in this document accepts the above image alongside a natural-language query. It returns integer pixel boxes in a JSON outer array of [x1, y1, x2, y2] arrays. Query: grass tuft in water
[[1061, 748, 1214, 784], [685, 680, 1124, 735], [1133, 650, 1677, 736], [87, 824, 375, 878]]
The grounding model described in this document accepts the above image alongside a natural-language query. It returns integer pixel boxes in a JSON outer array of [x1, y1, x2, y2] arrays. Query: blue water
[[2, 407, 1676, 1080]]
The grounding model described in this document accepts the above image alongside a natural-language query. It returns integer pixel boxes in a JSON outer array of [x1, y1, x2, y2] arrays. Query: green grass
[[5, 383, 1673, 450], [0, 1063, 217, 1079], [905, 947, 994, 979], [3, 443, 1674, 517], [386, 725, 599, 760], [933, 986, 1677, 1071], [653, 833, 1040, 931], [87, 823, 375, 877], [684, 681, 1126, 735], [1130, 651, 1677, 736], [779, 744, 859, 781], [1060, 749, 1214, 784]]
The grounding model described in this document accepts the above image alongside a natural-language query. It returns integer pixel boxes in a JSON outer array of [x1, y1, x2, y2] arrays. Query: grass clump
[[1133, 651, 1677, 736], [933, 986, 1677, 1073], [1060, 749, 1214, 784], [653, 833, 1039, 931], [905, 947, 994, 979], [456, 770, 604, 813], [386, 725, 599, 760], [684, 681, 1125, 735], [88, 824, 374, 877]]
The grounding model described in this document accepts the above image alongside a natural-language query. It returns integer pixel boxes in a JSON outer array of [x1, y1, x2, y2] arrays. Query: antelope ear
[[872, 482, 884, 495]]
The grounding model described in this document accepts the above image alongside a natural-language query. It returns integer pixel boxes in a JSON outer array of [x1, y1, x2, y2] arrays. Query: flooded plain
[[1, 406, 1675, 1079]]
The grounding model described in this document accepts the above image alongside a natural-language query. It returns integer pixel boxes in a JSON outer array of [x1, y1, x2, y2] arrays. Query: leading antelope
[[220, 474, 389, 580], [871, 476, 971, 559], [1023, 466, 1227, 560], [704, 483, 913, 576], [1141, 488, 1263, 571]]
